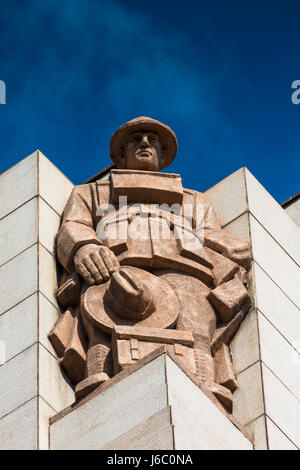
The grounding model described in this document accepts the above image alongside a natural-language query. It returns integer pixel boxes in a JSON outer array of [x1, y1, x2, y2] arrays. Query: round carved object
[[82, 266, 179, 333]]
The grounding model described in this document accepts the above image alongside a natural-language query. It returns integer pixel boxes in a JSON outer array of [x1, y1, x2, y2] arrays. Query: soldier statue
[[50, 117, 251, 412]]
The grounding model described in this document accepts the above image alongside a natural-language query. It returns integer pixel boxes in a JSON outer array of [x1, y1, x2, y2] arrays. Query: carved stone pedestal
[[49, 349, 253, 450]]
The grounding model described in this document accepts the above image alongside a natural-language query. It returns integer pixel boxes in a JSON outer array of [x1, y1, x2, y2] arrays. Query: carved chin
[[132, 156, 158, 170]]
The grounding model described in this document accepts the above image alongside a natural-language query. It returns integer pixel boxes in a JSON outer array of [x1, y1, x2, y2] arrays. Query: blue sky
[[0, 0, 299, 202]]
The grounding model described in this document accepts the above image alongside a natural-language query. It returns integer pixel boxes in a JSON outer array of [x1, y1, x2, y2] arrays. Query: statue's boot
[[194, 340, 233, 413], [206, 383, 233, 413], [75, 322, 112, 400], [76, 270, 155, 400], [75, 372, 109, 401]]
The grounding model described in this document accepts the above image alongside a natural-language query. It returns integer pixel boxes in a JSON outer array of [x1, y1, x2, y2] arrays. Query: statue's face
[[123, 131, 165, 171]]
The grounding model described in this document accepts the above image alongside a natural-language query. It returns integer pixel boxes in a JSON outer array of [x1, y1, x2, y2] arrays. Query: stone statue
[[49, 117, 252, 413]]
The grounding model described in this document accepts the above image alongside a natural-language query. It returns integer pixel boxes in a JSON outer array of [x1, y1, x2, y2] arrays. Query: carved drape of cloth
[[50, 170, 252, 409]]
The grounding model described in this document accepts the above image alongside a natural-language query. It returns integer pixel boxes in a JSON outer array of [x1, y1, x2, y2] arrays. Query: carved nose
[[140, 137, 150, 148]]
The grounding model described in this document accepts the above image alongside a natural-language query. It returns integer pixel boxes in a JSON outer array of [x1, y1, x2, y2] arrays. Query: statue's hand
[[74, 244, 119, 285]]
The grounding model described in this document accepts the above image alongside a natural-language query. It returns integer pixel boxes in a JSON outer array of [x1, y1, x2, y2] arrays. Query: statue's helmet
[[109, 116, 178, 170]]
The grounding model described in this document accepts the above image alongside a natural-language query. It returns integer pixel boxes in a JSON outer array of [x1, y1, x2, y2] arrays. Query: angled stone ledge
[[0, 150, 73, 220], [50, 349, 253, 450]]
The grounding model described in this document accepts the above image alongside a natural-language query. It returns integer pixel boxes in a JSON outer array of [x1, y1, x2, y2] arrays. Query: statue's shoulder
[[67, 182, 104, 209], [182, 187, 212, 207], [71, 180, 108, 197], [71, 181, 96, 193]]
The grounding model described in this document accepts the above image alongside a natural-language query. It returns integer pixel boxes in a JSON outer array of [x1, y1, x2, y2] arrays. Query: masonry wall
[[0, 151, 74, 449], [206, 168, 300, 450], [0, 154, 299, 450]]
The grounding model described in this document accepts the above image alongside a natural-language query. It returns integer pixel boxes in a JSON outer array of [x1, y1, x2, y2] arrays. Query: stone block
[[0, 398, 37, 450], [205, 168, 247, 227], [0, 152, 38, 220], [233, 361, 264, 425], [0, 198, 37, 267], [258, 313, 300, 400], [253, 262, 300, 353], [38, 293, 59, 357], [39, 198, 61, 255], [165, 356, 252, 450], [38, 244, 58, 307], [0, 294, 37, 362], [38, 152, 73, 215], [222, 211, 250, 242], [285, 198, 300, 227], [38, 397, 56, 450], [266, 417, 298, 450], [262, 364, 300, 447], [230, 309, 260, 374], [0, 245, 38, 315], [0, 150, 73, 223], [100, 407, 173, 450], [246, 415, 268, 450], [245, 169, 300, 266], [250, 215, 300, 308], [0, 345, 37, 419], [39, 344, 74, 413]]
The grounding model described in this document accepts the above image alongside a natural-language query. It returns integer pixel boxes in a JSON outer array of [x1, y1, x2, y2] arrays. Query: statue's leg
[[154, 270, 233, 411], [153, 270, 215, 379], [175, 291, 217, 386], [85, 327, 113, 378], [75, 310, 113, 400]]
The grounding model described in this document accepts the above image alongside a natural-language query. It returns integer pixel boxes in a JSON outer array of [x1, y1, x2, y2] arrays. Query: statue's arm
[[199, 193, 251, 270], [57, 184, 103, 272]]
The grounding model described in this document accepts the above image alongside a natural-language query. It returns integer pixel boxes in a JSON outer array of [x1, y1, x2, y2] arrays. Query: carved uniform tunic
[[57, 170, 250, 276]]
